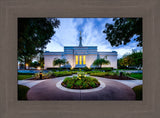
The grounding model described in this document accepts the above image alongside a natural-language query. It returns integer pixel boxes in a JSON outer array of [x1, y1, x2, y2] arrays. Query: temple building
[[44, 33, 117, 69]]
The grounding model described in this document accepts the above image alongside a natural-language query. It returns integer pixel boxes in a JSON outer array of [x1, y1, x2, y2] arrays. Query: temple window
[[83, 55, 86, 64], [76, 56, 78, 64], [79, 56, 82, 65]]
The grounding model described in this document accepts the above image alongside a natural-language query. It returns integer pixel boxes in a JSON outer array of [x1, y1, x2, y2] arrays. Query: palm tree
[[53, 58, 67, 68], [92, 57, 110, 68]]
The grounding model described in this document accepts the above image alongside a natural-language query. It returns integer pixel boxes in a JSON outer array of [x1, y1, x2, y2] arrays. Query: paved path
[[112, 70, 142, 73], [25, 76, 142, 100], [18, 76, 142, 89], [18, 80, 45, 88], [112, 80, 143, 88]]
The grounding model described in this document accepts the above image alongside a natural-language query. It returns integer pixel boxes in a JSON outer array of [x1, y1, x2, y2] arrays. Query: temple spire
[[79, 31, 82, 47]]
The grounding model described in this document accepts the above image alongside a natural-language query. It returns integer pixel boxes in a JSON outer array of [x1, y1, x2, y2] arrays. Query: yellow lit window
[[83, 56, 86, 64], [76, 56, 78, 64], [79, 56, 82, 65]]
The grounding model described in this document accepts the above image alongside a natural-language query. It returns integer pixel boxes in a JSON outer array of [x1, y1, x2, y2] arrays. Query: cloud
[[45, 18, 142, 58]]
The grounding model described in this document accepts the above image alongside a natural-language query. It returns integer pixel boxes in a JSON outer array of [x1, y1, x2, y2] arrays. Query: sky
[[45, 18, 142, 59]]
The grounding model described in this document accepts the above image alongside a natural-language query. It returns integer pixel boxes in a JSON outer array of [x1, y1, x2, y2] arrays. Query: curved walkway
[[27, 76, 137, 100]]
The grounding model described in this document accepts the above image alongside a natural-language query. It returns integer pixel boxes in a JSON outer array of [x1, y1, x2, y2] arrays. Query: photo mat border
[[0, 0, 160, 118]]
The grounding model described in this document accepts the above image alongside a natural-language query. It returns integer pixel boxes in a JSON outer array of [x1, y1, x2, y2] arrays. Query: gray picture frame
[[0, 0, 160, 118]]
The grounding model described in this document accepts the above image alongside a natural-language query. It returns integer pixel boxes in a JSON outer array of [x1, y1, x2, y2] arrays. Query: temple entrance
[[75, 55, 86, 67]]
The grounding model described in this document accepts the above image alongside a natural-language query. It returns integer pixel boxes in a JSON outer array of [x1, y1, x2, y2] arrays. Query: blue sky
[[45, 18, 142, 59]]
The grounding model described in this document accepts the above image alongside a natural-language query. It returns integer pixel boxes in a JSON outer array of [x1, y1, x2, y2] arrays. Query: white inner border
[[56, 79, 106, 93]]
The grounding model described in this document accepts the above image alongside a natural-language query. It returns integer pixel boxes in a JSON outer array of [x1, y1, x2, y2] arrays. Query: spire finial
[[79, 31, 82, 47]]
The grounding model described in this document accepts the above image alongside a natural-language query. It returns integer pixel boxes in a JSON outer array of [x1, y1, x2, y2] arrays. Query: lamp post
[[26, 64, 28, 69], [39, 72, 42, 79]]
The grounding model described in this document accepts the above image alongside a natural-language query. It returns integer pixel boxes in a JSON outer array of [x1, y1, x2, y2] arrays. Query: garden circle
[[56, 79, 106, 93]]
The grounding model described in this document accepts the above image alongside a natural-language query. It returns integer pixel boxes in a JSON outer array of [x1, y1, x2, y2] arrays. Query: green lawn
[[18, 75, 33, 80], [132, 85, 143, 100], [18, 85, 30, 100], [128, 73, 143, 80]]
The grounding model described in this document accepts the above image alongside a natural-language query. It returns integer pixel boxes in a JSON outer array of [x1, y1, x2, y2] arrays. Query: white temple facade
[[44, 33, 117, 69]]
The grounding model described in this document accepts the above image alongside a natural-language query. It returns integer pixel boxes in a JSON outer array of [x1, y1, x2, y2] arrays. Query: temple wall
[[65, 54, 74, 68], [44, 55, 61, 69], [44, 47, 117, 69], [99, 55, 117, 69], [85, 54, 97, 68]]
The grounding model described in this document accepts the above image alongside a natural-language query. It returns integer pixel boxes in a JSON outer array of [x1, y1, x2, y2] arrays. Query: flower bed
[[61, 72, 100, 89]]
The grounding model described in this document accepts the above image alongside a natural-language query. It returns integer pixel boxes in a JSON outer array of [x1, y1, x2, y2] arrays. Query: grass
[[127, 73, 143, 80], [18, 75, 33, 80], [132, 85, 143, 100], [18, 85, 30, 100]]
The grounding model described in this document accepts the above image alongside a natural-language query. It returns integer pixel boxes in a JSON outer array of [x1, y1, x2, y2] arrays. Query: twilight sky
[[45, 18, 142, 59]]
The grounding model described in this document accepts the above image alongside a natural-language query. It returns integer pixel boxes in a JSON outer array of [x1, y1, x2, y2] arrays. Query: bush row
[[90, 71, 120, 77], [34, 71, 73, 79], [18, 73, 35, 75], [46, 67, 113, 72]]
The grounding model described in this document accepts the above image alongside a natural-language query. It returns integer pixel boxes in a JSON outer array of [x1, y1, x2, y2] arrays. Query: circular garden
[[61, 72, 100, 89]]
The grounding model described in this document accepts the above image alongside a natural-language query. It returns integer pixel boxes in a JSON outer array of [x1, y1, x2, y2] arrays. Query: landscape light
[[37, 67, 41, 70]]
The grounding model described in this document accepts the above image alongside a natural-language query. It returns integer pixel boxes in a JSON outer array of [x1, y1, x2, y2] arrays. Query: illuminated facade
[[44, 33, 117, 69]]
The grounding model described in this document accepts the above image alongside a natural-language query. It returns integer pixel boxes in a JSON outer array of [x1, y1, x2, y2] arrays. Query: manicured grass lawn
[[18, 75, 33, 80], [18, 85, 30, 100], [132, 85, 143, 100], [128, 73, 143, 80]]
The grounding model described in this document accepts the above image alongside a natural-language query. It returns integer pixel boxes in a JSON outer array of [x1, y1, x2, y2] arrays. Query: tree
[[18, 18, 60, 69], [103, 18, 142, 47], [118, 50, 143, 69], [35, 53, 44, 68], [53, 58, 67, 68], [30, 61, 40, 68], [92, 57, 110, 68]]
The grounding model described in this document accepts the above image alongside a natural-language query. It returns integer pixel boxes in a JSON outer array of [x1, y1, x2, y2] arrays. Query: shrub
[[82, 67, 90, 71], [18, 85, 30, 100], [47, 67, 71, 71], [71, 71, 79, 74], [75, 80, 82, 86], [90, 72, 106, 77], [34, 71, 54, 79], [67, 83, 73, 88], [101, 67, 113, 72], [34, 73, 40, 79], [90, 71, 120, 77], [90, 67, 113, 72], [77, 72, 86, 79], [53, 71, 72, 77], [18, 73, 34, 75]]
